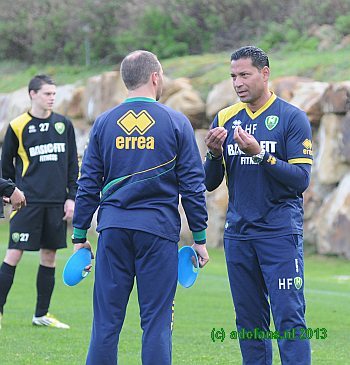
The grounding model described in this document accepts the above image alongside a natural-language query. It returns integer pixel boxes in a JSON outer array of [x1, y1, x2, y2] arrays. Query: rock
[[339, 111, 350, 163], [83, 71, 127, 123], [303, 169, 334, 246], [66, 86, 85, 119], [206, 79, 238, 121], [321, 81, 350, 114], [289, 81, 330, 125], [0, 84, 84, 142], [165, 88, 206, 129], [206, 182, 228, 247], [270, 76, 313, 102], [315, 113, 349, 184], [0, 94, 12, 141], [54, 84, 82, 116], [71, 118, 90, 157], [315, 173, 350, 258], [160, 77, 192, 103], [0, 88, 30, 141]]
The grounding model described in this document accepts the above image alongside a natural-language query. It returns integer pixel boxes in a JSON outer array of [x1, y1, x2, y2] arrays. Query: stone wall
[[1, 72, 350, 258]]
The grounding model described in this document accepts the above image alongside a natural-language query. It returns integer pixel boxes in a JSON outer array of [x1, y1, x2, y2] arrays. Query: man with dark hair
[[28, 74, 55, 94], [72, 50, 209, 365], [205, 46, 312, 364], [0, 74, 79, 329]]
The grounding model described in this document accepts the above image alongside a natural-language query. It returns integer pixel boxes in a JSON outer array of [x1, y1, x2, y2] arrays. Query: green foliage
[[259, 19, 319, 53], [115, 8, 189, 59], [1, 0, 349, 65], [115, 6, 217, 60], [335, 15, 350, 35], [259, 22, 286, 51]]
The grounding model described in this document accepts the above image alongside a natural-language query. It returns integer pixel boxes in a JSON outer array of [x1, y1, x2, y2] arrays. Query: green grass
[[0, 62, 114, 93], [2, 47, 350, 99], [163, 47, 350, 99], [0, 220, 349, 364]]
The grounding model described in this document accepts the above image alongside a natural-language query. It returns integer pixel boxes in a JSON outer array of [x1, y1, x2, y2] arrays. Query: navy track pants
[[86, 228, 178, 365], [224, 234, 311, 365]]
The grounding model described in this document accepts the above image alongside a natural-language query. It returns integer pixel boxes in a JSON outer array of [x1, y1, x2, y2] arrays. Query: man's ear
[[152, 71, 161, 85], [29, 90, 36, 99], [262, 66, 270, 81]]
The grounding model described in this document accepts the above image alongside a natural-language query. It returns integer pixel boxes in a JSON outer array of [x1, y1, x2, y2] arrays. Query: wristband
[[71, 236, 87, 244], [194, 239, 206, 245], [192, 230, 206, 245]]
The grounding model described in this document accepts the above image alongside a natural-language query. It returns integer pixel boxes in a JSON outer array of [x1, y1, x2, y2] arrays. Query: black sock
[[35, 265, 55, 317], [0, 262, 16, 314]]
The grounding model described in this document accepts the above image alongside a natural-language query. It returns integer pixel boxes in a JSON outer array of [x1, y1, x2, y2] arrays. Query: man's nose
[[234, 77, 243, 87]]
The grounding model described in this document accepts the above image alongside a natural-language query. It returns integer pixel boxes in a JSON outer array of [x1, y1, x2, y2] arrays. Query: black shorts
[[9, 205, 67, 251]]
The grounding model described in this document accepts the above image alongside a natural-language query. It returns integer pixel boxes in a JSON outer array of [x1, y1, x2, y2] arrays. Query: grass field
[[1, 47, 350, 99], [0, 221, 349, 365]]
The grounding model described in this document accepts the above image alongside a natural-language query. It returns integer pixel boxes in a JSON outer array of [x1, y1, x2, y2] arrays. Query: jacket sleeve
[[72, 121, 104, 238], [1, 125, 18, 182], [203, 116, 225, 191], [204, 158, 225, 192], [66, 120, 79, 200], [0, 158, 16, 197], [261, 156, 311, 193], [175, 117, 208, 243], [261, 109, 313, 194]]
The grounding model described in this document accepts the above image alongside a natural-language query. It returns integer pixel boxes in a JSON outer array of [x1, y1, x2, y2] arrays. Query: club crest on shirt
[[12, 232, 20, 243], [55, 122, 65, 135], [294, 276, 303, 290], [265, 115, 279, 130]]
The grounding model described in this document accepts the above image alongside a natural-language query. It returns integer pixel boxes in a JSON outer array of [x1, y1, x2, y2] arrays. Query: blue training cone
[[63, 248, 92, 286], [178, 246, 199, 288]]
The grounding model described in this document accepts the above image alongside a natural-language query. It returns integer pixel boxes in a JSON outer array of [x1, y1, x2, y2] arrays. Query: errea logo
[[116, 110, 155, 150], [232, 120, 242, 129], [28, 125, 37, 133], [302, 139, 313, 156], [117, 110, 155, 135]]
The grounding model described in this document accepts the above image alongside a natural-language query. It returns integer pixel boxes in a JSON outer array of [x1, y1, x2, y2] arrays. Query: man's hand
[[205, 127, 227, 157], [63, 199, 75, 221], [5, 188, 26, 211], [74, 241, 94, 271], [234, 126, 261, 156], [192, 243, 210, 268]]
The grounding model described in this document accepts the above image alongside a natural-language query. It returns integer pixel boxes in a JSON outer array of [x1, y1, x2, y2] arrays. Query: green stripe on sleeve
[[73, 228, 87, 239], [192, 230, 206, 242]]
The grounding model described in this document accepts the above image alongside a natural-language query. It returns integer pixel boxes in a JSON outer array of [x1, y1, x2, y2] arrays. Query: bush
[[335, 15, 350, 35], [259, 20, 319, 53], [0, 0, 349, 64], [114, 7, 216, 60]]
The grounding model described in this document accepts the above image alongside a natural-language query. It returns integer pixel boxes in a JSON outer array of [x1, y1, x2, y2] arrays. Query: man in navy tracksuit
[[205, 46, 312, 364], [72, 50, 209, 365]]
